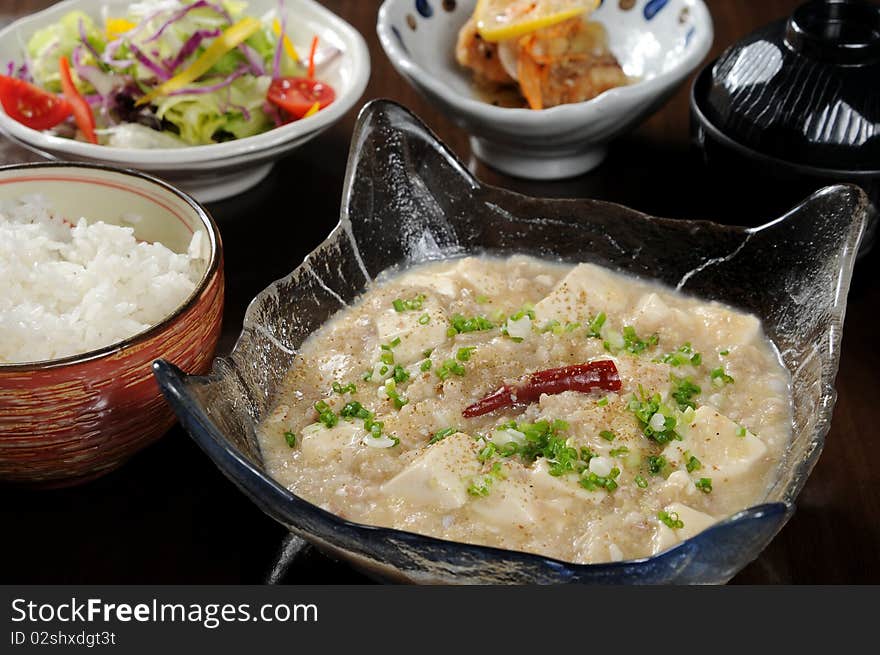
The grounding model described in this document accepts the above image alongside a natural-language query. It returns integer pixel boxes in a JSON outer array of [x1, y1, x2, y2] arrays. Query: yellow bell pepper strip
[[307, 35, 318, 79], [303, 101, 320, 118], [271, 18, 300, 63], [58, 56, 97, 144], [136, 17, 262, 106], [105, 17, 137, 40]]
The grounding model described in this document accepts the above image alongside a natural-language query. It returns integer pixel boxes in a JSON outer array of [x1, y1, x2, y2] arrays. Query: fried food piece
[[456, 10, 629, 110], [455, 16, 515, 85], [512, 16, 629, 109]]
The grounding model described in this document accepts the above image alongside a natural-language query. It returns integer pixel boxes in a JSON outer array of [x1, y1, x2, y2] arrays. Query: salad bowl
[[154, 100, 867, 584], [377, 0, 713, 179], [0, 0, 370, 203]]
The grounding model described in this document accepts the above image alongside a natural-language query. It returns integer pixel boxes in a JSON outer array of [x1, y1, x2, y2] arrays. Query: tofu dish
[[257, 256, 792, 564]]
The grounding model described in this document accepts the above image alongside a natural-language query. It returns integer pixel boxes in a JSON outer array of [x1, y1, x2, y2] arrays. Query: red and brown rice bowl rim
[[0, 162, 225, 487]]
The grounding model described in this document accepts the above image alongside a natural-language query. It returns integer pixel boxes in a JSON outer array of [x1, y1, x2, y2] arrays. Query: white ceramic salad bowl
[[0, 0, 370, 202], [377, 0, 713, 179]]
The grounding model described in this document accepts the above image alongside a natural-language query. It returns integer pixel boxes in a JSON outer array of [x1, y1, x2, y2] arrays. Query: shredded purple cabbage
[[129, 44, 172, 81], [77, 18, 103, 63], [101, 39, 135, 69], [238, 43, 265, 76], [165, 29, 222, 73], [262, 99, 285, 128], [144, 0, 232, 44], [165, 65, 250, 96]]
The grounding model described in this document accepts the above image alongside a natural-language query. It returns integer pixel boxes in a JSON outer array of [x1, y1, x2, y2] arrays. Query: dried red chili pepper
[[462, 361, 621, 418]]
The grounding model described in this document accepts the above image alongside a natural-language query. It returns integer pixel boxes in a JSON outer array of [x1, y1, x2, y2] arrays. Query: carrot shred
[[307, 35, 319, 79], [517, 55, 543, 110]]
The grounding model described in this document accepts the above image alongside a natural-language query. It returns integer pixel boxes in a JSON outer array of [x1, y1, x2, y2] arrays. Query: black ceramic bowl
[[690, 0, 879, 252]]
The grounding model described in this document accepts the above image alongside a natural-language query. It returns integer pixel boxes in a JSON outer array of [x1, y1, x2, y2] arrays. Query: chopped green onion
[[647, 454, 668, 475], [448, 314, 495, 336], [670, 375, 701, 411], [597, 397, 609, 407], [340, 401, 371, 420], [635, 475, 648, 489], [657, 342, 702, 367], [711, 367, 735, 386], [379, 351, 394, 365], [627, 386, 681, 444], [436, 359, 466, 380], [540, 319, 561, 334], [392, 294, 426, 312], [685, 453, 702, 473], [332, 381, 357, 395], [456, 347, 476, 362], [599, 430, 616, 442], [609, 446, 629, 457], [314, 400, 338, 428], [420, 359, 432, 372], [720, 349, 730, 356], [284, 431, 297, 447], [475, 294, 490, 304], [429, 427, 458, 444], [392, 365, 410, 384], [695, 477, 713, 493], [736, 425, 747, 437], [477, 442, 497, 463], [658, 510, 684, 529], [418, 313, 431, 325], [587, 312, 606, 338], [579, 466, 620, 492], [621, 325, 660, 355]]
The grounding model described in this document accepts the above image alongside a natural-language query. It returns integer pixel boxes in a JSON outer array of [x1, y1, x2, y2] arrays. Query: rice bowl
[[0, 194, 205, 364], [0, 162, 224, 486]]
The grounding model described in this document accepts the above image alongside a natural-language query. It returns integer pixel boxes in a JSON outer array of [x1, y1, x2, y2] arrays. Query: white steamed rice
[[0, 194, 204, 364]]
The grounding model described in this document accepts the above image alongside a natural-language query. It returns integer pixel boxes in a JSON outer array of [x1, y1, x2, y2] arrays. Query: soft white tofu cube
[[468, 476, 538, 529], [529, 459, 605, 508], [374, 300, 449, 364], [380, 433, 480, 510], [299, 421, 362, 465], [651, 502, 717, 554], [664, 406, 767, 482], [534, 263, 633, 323]]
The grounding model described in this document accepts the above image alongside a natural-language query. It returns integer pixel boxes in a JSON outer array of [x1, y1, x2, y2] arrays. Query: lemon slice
[[475, 0, 600, 43]]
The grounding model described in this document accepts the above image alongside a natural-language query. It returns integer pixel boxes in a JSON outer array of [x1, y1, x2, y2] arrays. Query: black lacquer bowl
[[154, 100, 867, 584], [691, 0, 879, 252]]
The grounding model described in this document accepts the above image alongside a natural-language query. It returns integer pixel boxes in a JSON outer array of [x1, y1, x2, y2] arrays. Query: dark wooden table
[[2, 0, 878, 585]]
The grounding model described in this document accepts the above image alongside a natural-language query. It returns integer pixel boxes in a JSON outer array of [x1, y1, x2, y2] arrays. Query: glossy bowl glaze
[[0, 163, 224, 487], [690, 0, 879, 254], [0, 0, 370, 203], [377, 0, 713, 179], [156, 100, 867, 584]]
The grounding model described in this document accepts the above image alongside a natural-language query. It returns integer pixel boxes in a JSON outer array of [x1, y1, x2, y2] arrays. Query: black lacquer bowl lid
[[701, 0, 880, 174]]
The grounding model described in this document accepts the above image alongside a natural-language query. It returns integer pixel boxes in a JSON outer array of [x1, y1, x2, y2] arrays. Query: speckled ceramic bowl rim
[[0, 161, 222, 372], [691, 61, 880, 179], [376, 0, 714, 123]]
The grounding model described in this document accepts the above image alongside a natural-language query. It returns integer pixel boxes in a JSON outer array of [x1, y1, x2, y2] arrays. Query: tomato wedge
[[267, 77, 335, 122], [0, 75, 72, 131], [58, 56, 97, 144]]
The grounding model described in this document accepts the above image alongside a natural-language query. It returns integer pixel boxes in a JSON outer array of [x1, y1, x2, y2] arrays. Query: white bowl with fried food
[[377, 0, 712, 179]]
